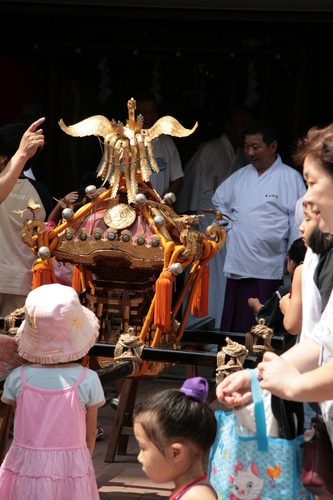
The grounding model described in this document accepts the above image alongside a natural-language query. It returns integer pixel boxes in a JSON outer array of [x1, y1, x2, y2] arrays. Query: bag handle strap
[[248, 369, 268, 452]]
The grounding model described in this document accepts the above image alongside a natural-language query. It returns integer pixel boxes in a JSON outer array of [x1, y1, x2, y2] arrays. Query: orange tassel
[[191, 264, 210, 318], [72, 265, 94, 294], [32, 259, 57, 290], [72, 264, 81, 293], [200, 264, 209, 317], [85, 269, 95, 295], [81, 355, 90, 367], [191, 279, 200, 318], [154, 270, 175, 333]]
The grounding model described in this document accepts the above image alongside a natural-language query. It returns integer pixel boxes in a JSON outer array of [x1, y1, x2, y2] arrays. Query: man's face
[[136, 100, 158, 129], [226, 110, 252, 148], [244, 134, 277, 174]]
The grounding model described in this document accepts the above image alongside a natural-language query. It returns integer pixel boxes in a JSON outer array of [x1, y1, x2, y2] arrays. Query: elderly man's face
[[244, 134, 277, 175]]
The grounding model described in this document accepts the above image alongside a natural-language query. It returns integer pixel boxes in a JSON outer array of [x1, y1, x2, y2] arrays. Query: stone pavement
[[93, 365, 222, 500]]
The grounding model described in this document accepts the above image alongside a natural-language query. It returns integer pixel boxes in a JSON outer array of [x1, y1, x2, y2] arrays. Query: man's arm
[[48, 191, 79, 224], [211, 180, 234, 224], [0, 117, 45, 204], [163, 136, 184, 197], [174, 153, 202, 214], [168, 177, 183, 196]]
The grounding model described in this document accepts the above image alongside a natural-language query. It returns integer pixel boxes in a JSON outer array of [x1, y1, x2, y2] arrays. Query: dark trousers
[[220, 277, 283, 334]]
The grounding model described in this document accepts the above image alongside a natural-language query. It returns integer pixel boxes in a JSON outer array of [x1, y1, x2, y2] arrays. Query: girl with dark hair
[[278, 205, 316, 337], [133, 377, 217, 499]]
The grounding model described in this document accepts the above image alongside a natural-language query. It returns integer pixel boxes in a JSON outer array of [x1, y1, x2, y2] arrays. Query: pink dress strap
[[20, 365, 25, 384], [19, 365, 88, 384], [169, 473, 217, 499], [14, 365, 88, 450], [74, 366, 88, 387]]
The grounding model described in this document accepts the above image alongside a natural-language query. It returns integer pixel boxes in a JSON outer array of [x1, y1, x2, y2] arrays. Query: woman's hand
[[279, 293, 291, 315], [258, 351, 301, 400], [216, 370, 253, 408]]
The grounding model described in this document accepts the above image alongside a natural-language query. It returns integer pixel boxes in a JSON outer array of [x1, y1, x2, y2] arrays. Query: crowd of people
[[216, 121, 333, 500], [1, 101, 333, 498]]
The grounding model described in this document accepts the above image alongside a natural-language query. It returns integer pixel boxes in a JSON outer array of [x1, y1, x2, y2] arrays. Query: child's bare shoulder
[[181, 482, 217, 500]]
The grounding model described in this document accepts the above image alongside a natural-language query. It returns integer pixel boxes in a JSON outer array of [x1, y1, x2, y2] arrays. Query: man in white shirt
[[136, 92, 184, 197], [212, 120, 306, 334], [96, 93, 184, 199], [175, 107, 252, 328]]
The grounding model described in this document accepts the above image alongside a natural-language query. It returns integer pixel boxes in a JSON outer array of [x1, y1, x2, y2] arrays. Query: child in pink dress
[[133, 377, 218, 500], [0, 283, 105, 499]]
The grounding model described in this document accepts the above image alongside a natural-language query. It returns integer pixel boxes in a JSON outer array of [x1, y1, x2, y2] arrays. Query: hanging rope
[[245, 318, 275, 355], [191, 263, 209, 318], [171, 317, 180, 336], [114, 328, 144, 376], [216, 337, 248, 385]]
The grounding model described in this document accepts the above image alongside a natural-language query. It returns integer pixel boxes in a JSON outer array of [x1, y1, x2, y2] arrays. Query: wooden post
[[104, 378, 139, 462]]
